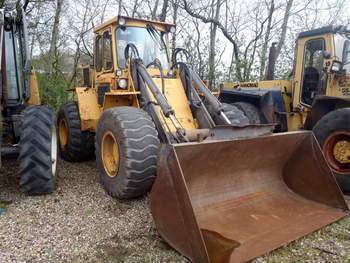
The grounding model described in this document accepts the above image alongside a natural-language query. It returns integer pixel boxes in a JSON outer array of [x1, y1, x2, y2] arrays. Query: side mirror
[[323, 51, 331, 59]]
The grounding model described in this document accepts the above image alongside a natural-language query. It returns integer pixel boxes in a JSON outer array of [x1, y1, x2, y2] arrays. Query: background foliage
[[22, 0, 350, 106]]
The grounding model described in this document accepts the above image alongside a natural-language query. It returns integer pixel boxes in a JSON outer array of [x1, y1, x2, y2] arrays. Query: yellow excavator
[[57, 17, 348, 263], [219, 26, 350, 194]]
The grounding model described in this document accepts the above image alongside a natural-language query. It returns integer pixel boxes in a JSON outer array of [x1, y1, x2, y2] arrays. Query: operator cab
[[297, 26, 350, 107], [93, 16, 174, 76]]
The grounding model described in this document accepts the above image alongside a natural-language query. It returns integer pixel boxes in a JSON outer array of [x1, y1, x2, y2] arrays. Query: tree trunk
[[159, 0, 169, 22], [208, 0, 221, 89], [151, 0, 160, 20], [48, 0, 63, 74], [171, 0, 178, 52], [273, 0, 293, 74], [259, 0, 274, 80]]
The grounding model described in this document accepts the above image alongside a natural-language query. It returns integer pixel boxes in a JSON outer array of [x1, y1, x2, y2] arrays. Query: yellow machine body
[[221, 30, 350, 131], [69, 18, 348, 263], [76, 17, 195, 133], [27, 69, 41, 106]]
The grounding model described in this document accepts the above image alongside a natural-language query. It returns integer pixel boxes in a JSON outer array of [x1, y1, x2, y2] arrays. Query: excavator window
[[115, 26, 169, 69], [95, 35, 103, 72], [301, 38, 325, 106], [342, 40, 350, 74], [4, 30, 21, 101], [103, 32, 113, 71]]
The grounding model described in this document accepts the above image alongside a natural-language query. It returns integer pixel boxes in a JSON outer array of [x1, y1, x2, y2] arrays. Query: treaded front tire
[[232, 102, 266, 124], [58, 102, 95, 162], [313, 108, 350, 193], [96, 106, 160, 199], [19, 106, 58, 195]]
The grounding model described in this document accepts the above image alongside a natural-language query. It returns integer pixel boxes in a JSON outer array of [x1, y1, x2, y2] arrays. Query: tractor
[[219, 25, 350, 193], [57, 17, 347, 263], [0, 2, 57, 194]]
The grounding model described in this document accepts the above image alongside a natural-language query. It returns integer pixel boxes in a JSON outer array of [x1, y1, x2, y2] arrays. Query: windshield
[[4, 29, 20, 100], [334, 33, 350, 74], [116, 26, 169, 69]]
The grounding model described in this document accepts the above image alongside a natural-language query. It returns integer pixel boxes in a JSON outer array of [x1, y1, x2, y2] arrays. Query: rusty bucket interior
[[150, 131, 348, 263]]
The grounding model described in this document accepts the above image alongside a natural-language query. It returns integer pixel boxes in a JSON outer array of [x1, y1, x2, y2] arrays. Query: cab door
[[94, 30, 114, 106], [293, 36, 330, 108]]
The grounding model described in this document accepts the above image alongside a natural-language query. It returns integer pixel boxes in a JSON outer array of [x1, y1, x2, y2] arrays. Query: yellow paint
[[93, 16, 174, 34], [27, 70, 40, 105], [59, 118, 68, 147], [153, 77, 197, 131], [76, 87, 101, 131], [102, 130, 120, 178]]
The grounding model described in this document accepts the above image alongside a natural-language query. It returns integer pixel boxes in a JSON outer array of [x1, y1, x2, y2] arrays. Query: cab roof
[[93, 16, 176, 33], [297, 25, 348, 39]]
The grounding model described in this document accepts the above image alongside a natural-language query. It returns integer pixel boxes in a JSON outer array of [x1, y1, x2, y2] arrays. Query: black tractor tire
[[95, 106, 160, 199], [208, 103, 249, 126], [18, 106, 58, 195], [313, 108, 350, 193], [232, 102, 266, 124], [58, 102, 95, 162]]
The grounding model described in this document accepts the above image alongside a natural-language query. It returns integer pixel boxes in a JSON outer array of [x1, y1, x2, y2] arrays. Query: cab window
[[301, 38, 326, 106], [103, 32, 113, 70], [342, 40, 350, 74], [95, 35, 103, 72]]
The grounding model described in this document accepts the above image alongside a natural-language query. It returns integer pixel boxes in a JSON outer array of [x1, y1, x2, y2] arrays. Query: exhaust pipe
[[265, 42, 277, 81]]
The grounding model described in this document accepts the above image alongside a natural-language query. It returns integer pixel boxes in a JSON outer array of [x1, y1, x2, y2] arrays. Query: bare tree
[[48, 0, 64, 74]]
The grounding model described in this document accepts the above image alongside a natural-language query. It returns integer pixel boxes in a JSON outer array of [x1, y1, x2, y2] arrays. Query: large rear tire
[[58, 102, 95, 162], [95, 106, 160, 199], [313, 108, 350, 193], [19, 106, 58, 195], [232, 102, 266, 124], [208, 103, 249, 126]]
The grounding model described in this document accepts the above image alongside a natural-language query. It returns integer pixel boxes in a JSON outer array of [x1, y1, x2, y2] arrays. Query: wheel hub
[[333, 140, 350, 164], [101, 131, 119, 178], [323, 131, 350, 175]]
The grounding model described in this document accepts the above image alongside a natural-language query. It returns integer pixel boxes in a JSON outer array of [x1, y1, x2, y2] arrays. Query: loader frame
[[60, 17, 349, 263]]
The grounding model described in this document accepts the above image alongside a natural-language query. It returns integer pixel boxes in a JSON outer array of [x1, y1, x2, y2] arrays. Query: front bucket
[[150, 131, 348, 263]]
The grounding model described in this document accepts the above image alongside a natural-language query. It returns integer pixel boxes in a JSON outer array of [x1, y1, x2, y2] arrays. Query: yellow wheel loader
[[58, 17, 348, 263], [219, 26, 350, 194], [0, 3, 58, 195]]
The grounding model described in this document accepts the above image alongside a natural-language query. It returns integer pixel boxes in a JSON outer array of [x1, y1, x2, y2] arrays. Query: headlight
[[170, 26, 176, 33], [118, 79, 128, 89], [119, 17, 126, 26], [331, 60, 342, 73]]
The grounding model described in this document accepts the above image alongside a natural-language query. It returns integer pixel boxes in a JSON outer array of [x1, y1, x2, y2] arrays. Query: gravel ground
[[0, 157, 349, 263]]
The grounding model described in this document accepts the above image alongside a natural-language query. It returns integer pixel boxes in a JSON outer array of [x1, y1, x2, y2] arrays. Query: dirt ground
[[0, 157, 349, 263]]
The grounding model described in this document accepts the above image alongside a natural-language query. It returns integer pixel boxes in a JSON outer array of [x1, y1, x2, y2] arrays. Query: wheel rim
[[323, 130, 350, 175], [101, 131, 120, 178], [51, 123, 58, 176], [59, 119, 68, 148]]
